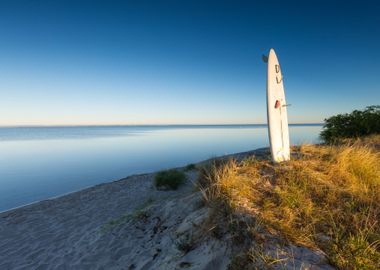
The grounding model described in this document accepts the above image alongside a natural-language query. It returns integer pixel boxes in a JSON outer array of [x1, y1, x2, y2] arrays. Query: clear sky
[[0, 0, 379, 126]]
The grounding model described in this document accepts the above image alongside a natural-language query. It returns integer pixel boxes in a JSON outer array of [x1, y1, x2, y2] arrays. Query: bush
[[154, 169, 186, 190], [185, 163, 196, 171], [320, 105, 380, 143]]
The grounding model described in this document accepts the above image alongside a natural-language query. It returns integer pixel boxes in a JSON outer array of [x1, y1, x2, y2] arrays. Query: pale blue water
[[0, 124, 322, 212]]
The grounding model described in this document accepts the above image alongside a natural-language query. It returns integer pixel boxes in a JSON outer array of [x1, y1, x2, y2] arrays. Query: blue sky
[[0, 0, 379, 125]]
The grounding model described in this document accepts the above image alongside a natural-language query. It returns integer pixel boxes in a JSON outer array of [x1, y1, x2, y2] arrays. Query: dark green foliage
[[154, 169, 186, 190], [176, 233, 195, 253], [320, 106, 380, 143], [185, 163, 196, 171]]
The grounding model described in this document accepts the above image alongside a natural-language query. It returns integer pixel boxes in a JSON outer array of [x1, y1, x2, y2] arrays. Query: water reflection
[[0, 125, 322, 211]]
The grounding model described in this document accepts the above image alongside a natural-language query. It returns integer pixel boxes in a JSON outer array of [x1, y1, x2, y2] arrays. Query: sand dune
[[0, 149, 333, 270]]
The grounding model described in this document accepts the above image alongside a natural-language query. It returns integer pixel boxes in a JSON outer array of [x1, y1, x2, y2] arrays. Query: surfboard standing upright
[[265, 49, 290, 162]]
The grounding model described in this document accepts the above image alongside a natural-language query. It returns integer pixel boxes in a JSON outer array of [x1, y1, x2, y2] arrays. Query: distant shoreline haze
[[0, 123, 323, 128]]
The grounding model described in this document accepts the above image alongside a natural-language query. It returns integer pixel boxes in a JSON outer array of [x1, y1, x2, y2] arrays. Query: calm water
[[0, 125, 322, 212]]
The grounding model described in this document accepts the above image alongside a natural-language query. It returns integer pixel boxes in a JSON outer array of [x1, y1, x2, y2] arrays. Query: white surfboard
[[265, 49, 290, 162]]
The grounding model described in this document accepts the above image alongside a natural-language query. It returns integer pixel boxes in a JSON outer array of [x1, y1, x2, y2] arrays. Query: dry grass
[[198, 135, 380, 269]]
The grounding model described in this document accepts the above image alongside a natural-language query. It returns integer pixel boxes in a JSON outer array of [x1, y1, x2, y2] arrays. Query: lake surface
[[0, 124, 322, 212]]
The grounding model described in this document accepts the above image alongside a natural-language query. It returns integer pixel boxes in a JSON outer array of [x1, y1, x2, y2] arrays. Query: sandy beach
[[2, 0, 380, 268], [0, 149, 333, 270]]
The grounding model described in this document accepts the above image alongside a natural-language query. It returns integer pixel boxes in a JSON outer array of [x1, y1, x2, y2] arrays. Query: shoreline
[[0, 123, 323, 128], [0, 147, 334, 270], [0, 148, 268, 269], [0, 148, 270, 215]]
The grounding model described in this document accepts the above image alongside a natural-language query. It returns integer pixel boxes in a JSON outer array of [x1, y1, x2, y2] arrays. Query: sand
[[0, 149, 334, 270]]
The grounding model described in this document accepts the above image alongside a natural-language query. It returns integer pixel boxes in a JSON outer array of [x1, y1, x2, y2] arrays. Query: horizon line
[[0, 123, 324, 128]]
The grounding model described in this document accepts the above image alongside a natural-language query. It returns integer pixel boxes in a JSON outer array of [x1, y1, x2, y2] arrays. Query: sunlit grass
[[198, 135, 380, 269]]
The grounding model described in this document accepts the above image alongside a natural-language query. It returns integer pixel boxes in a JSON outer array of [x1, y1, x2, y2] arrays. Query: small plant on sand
[[321, 105, 380, 143], [185, 163, 196, 171], [228, 246, 283, 270], [100, 210, 149, 233], [100, 213, 131, 233], [198, 136, 380, 269], [100, 198, 154, 233], [155, 169, 186, 190], [176, 233, 195, 253]]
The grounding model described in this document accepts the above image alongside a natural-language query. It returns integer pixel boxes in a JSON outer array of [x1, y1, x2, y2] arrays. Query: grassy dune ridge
[[198, 135, 380, 269]]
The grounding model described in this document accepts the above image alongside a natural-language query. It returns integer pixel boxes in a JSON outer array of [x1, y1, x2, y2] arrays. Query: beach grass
[[198, 135, 380, 269], [185, 163, 197, 171], [155, 169, 186, 190], [100, 197, 154, 233]]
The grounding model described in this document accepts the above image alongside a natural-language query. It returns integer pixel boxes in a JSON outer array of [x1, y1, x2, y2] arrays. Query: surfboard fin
[[262, 55, 268, 63]]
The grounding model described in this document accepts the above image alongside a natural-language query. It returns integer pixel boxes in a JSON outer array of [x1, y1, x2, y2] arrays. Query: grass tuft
[[155, 169, 186, 190], [185, 163, 197, 171], [176, 232, 196, 253], [100, 197, 154, 233]]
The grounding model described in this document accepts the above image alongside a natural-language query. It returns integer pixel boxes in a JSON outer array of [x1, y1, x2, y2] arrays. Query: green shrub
[[320, 106, 380, 143], [185, 163, 196, 171], [155, 169, 186, 190], [176, 233, 195, 253]]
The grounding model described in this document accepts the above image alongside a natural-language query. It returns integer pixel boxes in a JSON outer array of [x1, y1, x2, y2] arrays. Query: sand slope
[[0, 169, 231, 270], [0, 150, 334, 270]]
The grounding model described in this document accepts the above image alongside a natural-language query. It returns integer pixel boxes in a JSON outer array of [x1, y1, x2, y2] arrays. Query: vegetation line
[[198, 136, 380, 269]]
